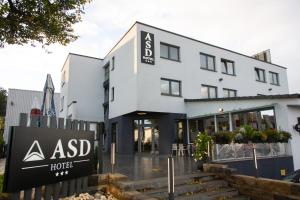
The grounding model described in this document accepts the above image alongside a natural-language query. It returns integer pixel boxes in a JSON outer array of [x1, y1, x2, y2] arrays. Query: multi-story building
[[59, 22, 300, 179]]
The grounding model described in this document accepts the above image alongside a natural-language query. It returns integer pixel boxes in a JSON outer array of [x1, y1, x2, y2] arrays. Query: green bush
[[213, 131, 234, 144], [193, 132, 212, 162]]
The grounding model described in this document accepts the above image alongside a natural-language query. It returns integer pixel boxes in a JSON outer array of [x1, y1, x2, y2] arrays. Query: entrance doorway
[[134, 119, 159, 154]]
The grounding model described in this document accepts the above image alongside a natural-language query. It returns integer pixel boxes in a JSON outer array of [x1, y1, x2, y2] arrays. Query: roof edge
[[185, 94, 300, 102], [136, 21, 287, 69]]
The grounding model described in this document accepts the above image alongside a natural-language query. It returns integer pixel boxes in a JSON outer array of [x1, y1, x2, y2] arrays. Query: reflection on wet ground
[[102, 154, 198, 180]]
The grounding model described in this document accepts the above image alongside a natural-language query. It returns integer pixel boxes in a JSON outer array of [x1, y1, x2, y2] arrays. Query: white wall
[[105, 25, 138, 119], [132, 23, 289, 115], [59, 54, 104, 122]]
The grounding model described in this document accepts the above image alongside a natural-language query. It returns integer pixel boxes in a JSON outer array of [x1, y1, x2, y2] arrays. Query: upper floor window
[[223, 88, 237, 98], [61, 71, 66, 87], [161, 78, 181, 97], [221, 59, 235, 75], [160, 43, 180, 61], [201, 85, 217, 98], [200, 53, 216, 71], [111, 56, 115, 71], [269, 72, 279, 85], [111, 87, 114, 101], [255, 68, 266, 82], [104, 66, 109, 81]]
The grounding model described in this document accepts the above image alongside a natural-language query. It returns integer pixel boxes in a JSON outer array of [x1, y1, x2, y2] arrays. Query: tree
[[0, 88, 7, 116], [0, 0, 91, 48]]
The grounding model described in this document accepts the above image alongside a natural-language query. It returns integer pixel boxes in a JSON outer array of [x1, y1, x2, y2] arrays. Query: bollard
[[252, 144, 259, 178], [111, 143, 115, 174], [168, 156, 174, 200]]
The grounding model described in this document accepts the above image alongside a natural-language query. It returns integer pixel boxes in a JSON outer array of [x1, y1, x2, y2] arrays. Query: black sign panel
[[141, 31, 155, 65], [3, 126, 94, 192]]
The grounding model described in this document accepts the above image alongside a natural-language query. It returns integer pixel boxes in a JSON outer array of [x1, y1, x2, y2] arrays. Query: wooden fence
[[9, 113, 101, 200]]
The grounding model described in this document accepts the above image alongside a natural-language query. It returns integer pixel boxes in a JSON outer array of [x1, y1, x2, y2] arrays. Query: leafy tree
[[0, 0, 91, 48], [0, 88, 7, 117]]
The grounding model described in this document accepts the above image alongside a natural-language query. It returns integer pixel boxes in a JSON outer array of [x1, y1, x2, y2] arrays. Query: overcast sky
[[0, 0, 299, 93]]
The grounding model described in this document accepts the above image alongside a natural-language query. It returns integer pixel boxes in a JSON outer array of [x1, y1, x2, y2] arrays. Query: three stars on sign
[[55, 170, 69, 177]]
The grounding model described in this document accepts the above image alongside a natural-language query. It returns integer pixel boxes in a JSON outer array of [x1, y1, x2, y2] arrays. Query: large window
[[161, 78, 181, 97], [269, 71, 279, 85], [223, 88, 237, 98], [221, 59, 235, 75], [200, 53, 216, 71], [255, 67, 266, 82], [201, 85, 217, 98], [160, 43, 180, 61]]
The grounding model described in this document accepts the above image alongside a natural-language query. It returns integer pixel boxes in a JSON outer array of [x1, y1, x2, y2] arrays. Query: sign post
[[111, 143, 116, 174], [168, 156, 174, 200]]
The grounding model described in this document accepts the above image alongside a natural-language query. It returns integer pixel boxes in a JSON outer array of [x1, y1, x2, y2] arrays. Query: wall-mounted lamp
[[268, 88, 272, 91], [137, 112, 147, 116], [218, 108, 224, 113], [10, 101, 14, 106], [219, 78, 223, 82]]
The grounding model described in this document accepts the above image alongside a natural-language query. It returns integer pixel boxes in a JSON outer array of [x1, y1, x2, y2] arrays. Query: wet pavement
[[102, 154, 198, 180]]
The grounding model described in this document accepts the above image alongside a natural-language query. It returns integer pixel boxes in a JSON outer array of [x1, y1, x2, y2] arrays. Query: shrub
[[213, 131, 235, 144], [193, 132, 212, 162], [278, 130, 292, 143]]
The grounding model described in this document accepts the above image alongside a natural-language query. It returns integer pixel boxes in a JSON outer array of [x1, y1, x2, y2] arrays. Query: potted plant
[[193, 132, 212, 170], [213, 131, 235, 144]]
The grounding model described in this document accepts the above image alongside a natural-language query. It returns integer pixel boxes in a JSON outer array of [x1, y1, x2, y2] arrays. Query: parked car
[[282, 169, 300, 183]]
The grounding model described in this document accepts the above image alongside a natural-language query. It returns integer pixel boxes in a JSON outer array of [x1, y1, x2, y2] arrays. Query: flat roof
[[185, 94, 300, 103]]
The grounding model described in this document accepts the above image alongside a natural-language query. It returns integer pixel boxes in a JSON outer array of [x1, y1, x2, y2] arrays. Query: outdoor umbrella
[[41, 74, 56, 117]]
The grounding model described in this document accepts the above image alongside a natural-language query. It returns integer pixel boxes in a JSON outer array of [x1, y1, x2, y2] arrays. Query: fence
[[212, 142, 291, 161], [8, 113, 101, 200]]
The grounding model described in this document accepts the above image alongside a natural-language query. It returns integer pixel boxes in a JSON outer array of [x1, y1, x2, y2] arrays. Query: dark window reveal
[[269, 71, 280, 85], [161, 78, 181, 97], [255, 68, 266, 82], [160, 43, 180, 61], [200, 53, 216, 71], [221, 59, 235, 75]]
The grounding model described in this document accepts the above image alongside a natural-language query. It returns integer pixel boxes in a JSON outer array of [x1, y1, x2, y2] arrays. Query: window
[[161, 78, 181, 97], [60, 96, 64, 112], [200, 53, 216, 71], [61, 71, 66, 87], [201, 85, 217, 98], [269, 72, 279, 85], [104, 65, 109, 80], [255, 68, 266, 82], [111, 56, 115, 71], [223, 88, 237, 98], [111, 87, 114, 101], [221, 59, 235, 75], [160, 43, 180, 61]]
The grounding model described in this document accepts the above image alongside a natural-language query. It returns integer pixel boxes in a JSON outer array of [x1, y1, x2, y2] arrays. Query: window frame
[[223, 88, 237, 98], [111, 87, 114, 101], [160, 42, 180, 62], [255, 67, 266, 83], [201, 84, 218, 99], [161, 78, 182, 97], [200, 53, 216, 72], [269, 71, 280, 86], [221, 58, 235, 76], [111, 56, 115, 71]]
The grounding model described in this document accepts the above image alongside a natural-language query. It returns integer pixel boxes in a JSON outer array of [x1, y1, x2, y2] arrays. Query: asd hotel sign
[[141, 31, 155, 65], [3, 126, 94, 192]]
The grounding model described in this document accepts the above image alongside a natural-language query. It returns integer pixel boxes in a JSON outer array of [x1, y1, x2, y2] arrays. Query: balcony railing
[[212, 143, 291, 161]]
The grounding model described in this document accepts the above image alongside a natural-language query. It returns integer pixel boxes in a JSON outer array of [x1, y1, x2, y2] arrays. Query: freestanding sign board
[[141, 31, 155, 65], [3, 126, 94, 192]]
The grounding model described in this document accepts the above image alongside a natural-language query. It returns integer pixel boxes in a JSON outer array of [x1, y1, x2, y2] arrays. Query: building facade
[[59, 22, 300, 178]]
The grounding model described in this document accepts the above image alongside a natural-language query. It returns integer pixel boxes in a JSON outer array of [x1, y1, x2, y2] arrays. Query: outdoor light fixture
[[219, 78, 223, 82], [137, 112, 147, 115], [269, 88, 272, 91], [218, 108, 224, 113]]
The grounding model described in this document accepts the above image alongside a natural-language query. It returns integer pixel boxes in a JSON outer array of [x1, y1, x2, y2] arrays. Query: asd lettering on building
[[141, 31, 155, 65]]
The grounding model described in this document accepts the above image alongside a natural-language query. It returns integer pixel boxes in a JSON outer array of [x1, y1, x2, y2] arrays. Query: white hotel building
[[59, 22, 300, 179]]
